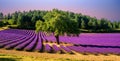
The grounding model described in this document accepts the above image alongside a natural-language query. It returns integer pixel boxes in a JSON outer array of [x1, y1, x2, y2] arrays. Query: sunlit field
[[0, 27, 8, 31], [0, 49, 120, 61], [0, 0, 120, 61]]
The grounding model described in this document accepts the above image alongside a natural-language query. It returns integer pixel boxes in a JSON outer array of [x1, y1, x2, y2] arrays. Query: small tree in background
[[81, 19, 86, 29], [0, 12, 3, 19]]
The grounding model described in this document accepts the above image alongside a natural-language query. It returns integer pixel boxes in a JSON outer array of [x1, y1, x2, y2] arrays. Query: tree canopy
[[36, 9, 80, 44]]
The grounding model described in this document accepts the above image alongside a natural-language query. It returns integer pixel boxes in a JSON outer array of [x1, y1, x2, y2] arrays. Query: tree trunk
[[55, 35, 60, 44]]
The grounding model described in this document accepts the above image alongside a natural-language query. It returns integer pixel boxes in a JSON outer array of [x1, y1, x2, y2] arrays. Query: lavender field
[[0, 29, 120, 55]]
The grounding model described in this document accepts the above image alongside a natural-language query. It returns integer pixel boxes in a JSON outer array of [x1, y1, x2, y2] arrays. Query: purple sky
[[0, 0, 120, 21]]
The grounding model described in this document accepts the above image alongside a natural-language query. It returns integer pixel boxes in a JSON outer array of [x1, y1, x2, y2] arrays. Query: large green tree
[[36, 9, 80, 44]]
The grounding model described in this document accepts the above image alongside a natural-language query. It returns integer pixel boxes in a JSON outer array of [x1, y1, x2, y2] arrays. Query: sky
[[0, 0, 120, 21]]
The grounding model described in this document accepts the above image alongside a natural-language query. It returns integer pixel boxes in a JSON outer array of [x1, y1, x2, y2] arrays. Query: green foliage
[[0, 12, 3, 19], [8, 19, 15, 25], [39, 9, 80, 36], [17, 13, 23, 28], [0, 21, 4, 27], [88, 19, 93, 27], [5, 13, 12, 20], [107, 21, 112, 29], [11, 12, 18, 24], [36, 20, 45, 32], [119, 23, 120, 28], [81, 20, 86, 29], [36, 9, 80, 44], [7, 25, 18, 29], [1, 9, 120, 32]]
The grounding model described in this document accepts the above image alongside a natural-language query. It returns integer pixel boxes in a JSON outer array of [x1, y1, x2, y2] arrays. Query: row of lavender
[[43, 32, 120, 46], [42, 32, 120, 54], [0, 29, 72, 54], [0, 29, 120, 55]]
